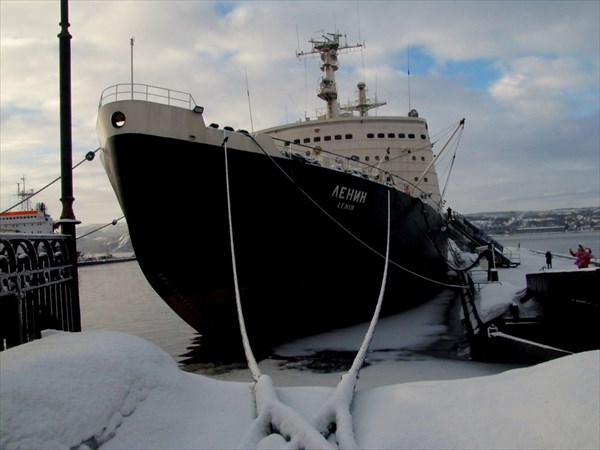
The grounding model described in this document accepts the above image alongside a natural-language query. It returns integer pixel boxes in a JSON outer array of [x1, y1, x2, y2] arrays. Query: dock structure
[[456, 262, 599, 362], [0, 233, 81, 350], [449, 212, 520, 268]]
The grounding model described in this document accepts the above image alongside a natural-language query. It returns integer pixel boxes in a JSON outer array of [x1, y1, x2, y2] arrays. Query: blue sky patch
[[392, 45, 435, 76], [213, 1, 236, 17], [442, 59, 500, 89], [392, 46, 499, 89]]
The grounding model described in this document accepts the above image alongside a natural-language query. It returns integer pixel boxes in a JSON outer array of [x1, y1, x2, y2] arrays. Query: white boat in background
[[0, 179, 55, 234]]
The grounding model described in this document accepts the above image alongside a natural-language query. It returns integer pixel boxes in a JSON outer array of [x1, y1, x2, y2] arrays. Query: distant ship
[[0, 179, 55, 234], [96, 33, 464, 353]]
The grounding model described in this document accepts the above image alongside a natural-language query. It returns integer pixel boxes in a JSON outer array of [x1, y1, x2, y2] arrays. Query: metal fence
[[0, 233, 80, 350]]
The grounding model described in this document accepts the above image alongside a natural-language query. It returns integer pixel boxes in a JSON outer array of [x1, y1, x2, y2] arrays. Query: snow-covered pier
[[459, 246, 598, 362], [1, 247, 598, 449]]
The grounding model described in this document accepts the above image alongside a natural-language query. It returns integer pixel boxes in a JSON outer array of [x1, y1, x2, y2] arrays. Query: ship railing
[[276, 141, 443, 210], [0, 233, 81, 350], [99, 83, 197, 110]]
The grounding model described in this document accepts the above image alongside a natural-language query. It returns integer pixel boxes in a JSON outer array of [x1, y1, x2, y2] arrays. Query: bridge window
[[377, 133, 385, 138], [408, 134, 415, 139], [314, 137, 321, 142], [388, 133, 395, 138], [399, 133, 406, 138], [345, 134, 353, 139], [421, 134, 427, 139], [303, 138, 310, 143], [293, 139, 300, 144], [324, 136, 331, 141], [335, 135, 342, 140], [367, 133, 375, 138], [365, 156, 370, 161]]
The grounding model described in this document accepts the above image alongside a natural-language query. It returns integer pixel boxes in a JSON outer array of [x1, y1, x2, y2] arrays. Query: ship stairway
[[448, 212, 520, 268]]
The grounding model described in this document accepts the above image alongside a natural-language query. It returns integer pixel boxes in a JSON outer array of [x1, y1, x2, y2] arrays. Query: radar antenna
[[296, 32, 363, 119]]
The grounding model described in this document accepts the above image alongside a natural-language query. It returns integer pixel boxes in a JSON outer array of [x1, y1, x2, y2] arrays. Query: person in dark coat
[[545, 251, 553, 269]]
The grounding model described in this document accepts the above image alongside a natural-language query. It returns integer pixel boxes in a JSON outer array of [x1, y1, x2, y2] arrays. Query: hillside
[[76, 222, 133, 256], [463, 206, 599, 235]]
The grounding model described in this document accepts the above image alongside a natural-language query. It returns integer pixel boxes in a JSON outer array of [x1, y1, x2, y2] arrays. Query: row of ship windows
[[290, 132, 427, 145], [362, 155, 427, 162]]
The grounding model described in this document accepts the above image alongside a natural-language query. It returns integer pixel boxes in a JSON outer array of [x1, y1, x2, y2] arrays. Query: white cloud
[[1, 0, 598, 223]]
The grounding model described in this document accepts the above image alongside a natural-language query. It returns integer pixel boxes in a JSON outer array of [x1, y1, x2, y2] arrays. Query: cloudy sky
[[1, 0, 599, 226]]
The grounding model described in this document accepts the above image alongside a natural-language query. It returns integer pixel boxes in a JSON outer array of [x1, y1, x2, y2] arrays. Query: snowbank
[[1, 330, 598, 449]]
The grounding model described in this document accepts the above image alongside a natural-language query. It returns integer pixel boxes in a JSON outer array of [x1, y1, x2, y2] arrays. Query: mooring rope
[[1, 148, 100, 215], [248, 134, 467, 289], [223, 133, 334, 449], [225, 134, 397, 448], [222, 135, 261, 381], [304, 190, 391, 449], [76, 216, 125, 240]]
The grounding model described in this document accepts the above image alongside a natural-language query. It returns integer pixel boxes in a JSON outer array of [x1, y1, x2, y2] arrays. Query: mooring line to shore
[[224, 136, 393, 448], [305, 190, 392, 449], [1, 148, 100, 215], [223, 133, 334, 449], [247, 134, 467, 290]]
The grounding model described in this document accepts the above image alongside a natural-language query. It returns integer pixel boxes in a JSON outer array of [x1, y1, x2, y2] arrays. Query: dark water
[[78, 231, 598, 367], [79, 260, 199, 364]]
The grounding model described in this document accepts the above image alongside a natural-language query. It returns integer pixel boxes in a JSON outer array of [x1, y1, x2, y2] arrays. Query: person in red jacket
[[570, 244, 594, 268]]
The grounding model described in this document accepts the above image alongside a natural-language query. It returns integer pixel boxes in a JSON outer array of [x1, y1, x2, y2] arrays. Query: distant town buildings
[[465, 207, 599, 235]]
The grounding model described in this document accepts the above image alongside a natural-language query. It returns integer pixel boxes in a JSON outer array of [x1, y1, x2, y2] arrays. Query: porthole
[[111, 111, 126, 128]]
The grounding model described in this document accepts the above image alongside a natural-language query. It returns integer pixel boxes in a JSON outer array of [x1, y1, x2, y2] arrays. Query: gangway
[[448, 211, 520, 268]]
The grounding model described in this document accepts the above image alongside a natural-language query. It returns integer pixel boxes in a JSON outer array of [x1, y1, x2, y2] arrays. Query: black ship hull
[[102, 132, 450, 354]]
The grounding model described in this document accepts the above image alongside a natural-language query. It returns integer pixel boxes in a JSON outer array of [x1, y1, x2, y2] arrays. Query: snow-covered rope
[[223, 135, 261, 382], [223, 134, 334, 449], [306, 190, 392, 449]]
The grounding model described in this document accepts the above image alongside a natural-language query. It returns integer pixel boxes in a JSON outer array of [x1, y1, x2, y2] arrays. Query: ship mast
[[297, 32, 363, 119], [17, 175, 34, 211]]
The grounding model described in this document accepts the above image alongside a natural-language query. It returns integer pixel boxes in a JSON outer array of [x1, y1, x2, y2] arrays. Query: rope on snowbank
[[223, 132, 334, 448], [226, 138, 392, 447], [222, 134, 261, 382], [307, 191, 391, 449]]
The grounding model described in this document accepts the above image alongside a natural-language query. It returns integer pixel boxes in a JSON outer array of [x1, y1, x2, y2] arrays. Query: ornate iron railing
[[0, 233, 81, 350]]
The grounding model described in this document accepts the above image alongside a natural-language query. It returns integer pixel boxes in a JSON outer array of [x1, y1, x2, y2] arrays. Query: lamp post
[[57, 0, 81, 331]]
